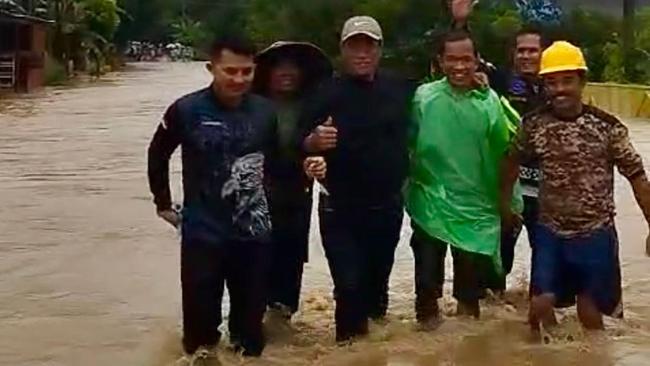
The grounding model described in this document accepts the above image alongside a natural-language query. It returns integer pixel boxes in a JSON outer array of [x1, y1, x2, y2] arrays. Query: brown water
[[1, 63, 649, 366]]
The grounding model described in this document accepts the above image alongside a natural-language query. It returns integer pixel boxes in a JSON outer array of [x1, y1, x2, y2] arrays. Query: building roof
[[0, 9, 51, 25]]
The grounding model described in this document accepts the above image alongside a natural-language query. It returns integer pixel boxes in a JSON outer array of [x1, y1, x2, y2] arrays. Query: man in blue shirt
[[148, 36, 291, 363]]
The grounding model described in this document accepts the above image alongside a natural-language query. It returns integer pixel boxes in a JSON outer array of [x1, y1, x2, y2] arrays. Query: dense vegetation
[[3, 0, 121, 75], [3, 0, 650, 83], [116, 0, 650, 83]]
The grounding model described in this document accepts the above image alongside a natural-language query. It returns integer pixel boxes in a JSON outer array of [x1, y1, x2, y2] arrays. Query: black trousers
[[181, 237, 270, 356], [319, 195, 403, 342], [268, 199, 312, 313], [496, 196, 540, 290], [410, 224, 493, 322]]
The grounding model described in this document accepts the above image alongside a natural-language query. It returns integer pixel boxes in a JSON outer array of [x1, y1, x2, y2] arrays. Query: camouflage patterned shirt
[[515, 104, 646, 236]]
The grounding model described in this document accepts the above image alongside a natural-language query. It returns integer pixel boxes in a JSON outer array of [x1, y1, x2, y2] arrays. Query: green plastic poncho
[[405, 79, 523, 272]]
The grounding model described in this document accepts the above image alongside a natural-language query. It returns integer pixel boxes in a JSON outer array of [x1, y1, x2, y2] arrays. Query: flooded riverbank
[[1, 63, 649, 366]]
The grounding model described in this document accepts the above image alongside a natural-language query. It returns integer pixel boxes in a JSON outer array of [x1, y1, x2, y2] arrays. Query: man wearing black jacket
[[299, 16, 415, 343], [147, 36, 278, 363]]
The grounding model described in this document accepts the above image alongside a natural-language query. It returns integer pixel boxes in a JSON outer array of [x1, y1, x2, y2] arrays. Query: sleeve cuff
[[154, 198, 172, 212]]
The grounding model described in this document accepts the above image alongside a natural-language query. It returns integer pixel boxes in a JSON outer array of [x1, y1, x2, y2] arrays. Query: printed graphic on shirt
[[222, 152, 271, 239], [520, 166, 542, 197], [509, 77, 528, 96]]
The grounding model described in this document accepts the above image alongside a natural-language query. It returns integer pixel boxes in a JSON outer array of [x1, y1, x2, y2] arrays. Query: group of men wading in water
[[147, 0, 650, 364]]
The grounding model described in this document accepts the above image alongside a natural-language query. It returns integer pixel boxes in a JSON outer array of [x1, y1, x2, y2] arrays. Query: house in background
[[0, 9, 50, 93]]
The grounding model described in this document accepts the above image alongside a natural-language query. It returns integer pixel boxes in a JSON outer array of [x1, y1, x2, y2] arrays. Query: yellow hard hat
[[539, 41, 588, 76]]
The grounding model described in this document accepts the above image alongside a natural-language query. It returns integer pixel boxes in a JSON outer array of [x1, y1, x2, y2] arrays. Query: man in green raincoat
[[405, 29, 521, 328]]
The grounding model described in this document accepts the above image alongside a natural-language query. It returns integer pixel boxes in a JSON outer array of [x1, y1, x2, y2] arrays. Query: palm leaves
[[171, 16, 207, 47], [45, 0, 121, 75]]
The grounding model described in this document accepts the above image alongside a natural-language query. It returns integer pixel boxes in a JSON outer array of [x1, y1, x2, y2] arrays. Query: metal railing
[[0, 53, 16, 89], [584, 82, 650, 119]]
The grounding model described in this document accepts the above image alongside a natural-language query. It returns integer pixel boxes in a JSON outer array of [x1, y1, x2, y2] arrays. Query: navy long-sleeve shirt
[[148, 86, 278, 244], [488, 68, 546, 197]]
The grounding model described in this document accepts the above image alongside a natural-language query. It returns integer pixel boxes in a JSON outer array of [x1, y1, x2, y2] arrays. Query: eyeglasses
[[216, 65, 255, 77]]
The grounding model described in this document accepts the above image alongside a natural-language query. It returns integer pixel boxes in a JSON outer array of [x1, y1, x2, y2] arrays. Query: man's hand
[[451, 0, 477, 25], [304, 156, 327, 180], [473, 72, 489, 89], [158, 209, 181, 228], [628, 175, 650, 257], [304, 116, 338, 152], [501, 209, 523, 234]]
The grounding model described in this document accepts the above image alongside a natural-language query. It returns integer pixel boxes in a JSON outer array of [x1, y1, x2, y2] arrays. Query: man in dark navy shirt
[[487, 27, 547, 286], [148, 36, 279, 362], [299, 16, 415, 343]]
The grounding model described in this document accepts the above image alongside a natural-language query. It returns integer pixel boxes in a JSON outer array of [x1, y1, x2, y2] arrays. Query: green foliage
[[637, 8, 650, 51], [187, 0, 248, 39], [247, 0, 445, 76], [466, 3, 522, 69], [631, 7, 650, 83], [83, 0, 120, 41], [109, 0, 650, 84], [45, 0, 122, 79], [44, 54, 67, 85], [602, 41, 626, 83], [247, 0, 354, 57], [553, 8, 618, 82], [171, 16, 207, 48], [114, 0, 179, 45]]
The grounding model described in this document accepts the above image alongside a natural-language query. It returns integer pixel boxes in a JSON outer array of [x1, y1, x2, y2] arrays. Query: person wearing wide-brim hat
[[253, 41, 332, 321], [254, 41, 332, 97]]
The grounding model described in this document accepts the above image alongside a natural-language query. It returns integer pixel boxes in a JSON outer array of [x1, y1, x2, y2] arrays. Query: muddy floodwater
[[1, 63, 650, 366]]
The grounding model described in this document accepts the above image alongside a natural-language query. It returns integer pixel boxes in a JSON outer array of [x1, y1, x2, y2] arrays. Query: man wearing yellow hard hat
[[501, 41, 650, 331]]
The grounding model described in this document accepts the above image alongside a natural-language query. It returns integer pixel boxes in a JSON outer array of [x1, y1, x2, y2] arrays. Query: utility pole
[[623, 0, 636, 81]]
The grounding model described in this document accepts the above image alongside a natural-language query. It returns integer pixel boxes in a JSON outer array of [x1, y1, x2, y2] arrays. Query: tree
[[171, 16, 207, 48], [47, 0, 121, 76], [186, 0, 248, 37], [114, 0, 180, 46], [83, 0, 120, 41], [109, 0, 649, 83], [555, 8, 620, 82], [623, 0, 636, 81]]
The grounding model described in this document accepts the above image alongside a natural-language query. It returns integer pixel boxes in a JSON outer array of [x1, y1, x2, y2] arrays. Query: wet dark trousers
[[497, 196, 540, 290], [181, 238, 270, 356], [319, 195, 403, 342], [410, 224, 492, 322], [268, 200, 312, 313]]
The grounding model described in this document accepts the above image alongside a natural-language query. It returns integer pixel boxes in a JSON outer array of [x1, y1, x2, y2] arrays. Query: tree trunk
[[623, 0, 636, 81]]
